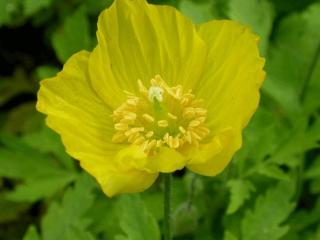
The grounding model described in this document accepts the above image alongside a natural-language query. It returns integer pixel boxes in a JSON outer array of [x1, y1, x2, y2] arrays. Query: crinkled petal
[[112, 145, 186, 174], [37, 51, 120, 159], [196, 20, 265, 130], [187, 20, 265, 175], [187, 128, 242, 176], [146, 147, 186, 173], [187, 136, 223, 166], [37, 51, 157, 196], [89, 0, 207, 108], [80, 146, 158, 197]]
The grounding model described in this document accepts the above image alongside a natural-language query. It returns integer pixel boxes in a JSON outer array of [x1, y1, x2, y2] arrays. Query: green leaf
[[0, 133, 68, 179], [115, 194, 161, 240], [241, 182, 295, 240], [22, 126, 75, 170], [52, 7, 92, 63], [227, 179, 255, 214], [35, 65, 59, 80], [179, 0, 229, 23], [224, 231, 239, 240], [6, 175, 75, 202], [269, 116, 320, 166], [179, 0, 215, 24], [0, 198, 29, 223], [86, 193, 120, 239], [257, 162, 290, 181], [41, 174, 95, 240], [232, 108, 281, 174], [173, 203, 199, 236], [23, 226, 41, 240], [0, 133, 76, 202], [285, 197, 320, 237], [0, 0, 18, 26], [0, 69, 35, 107], [264, 3, 320, 114], [305, 156, 320, 179], [228, 0, 274, 55], [23, 0, 53, 16], [2, 102, 43, 134]]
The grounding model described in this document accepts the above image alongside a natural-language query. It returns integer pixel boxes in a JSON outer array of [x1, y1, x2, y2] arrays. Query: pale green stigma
[[148, 86, 164, 102]]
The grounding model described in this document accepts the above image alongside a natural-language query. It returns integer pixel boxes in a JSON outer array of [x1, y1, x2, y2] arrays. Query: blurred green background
[[0, 0, 319, 239]]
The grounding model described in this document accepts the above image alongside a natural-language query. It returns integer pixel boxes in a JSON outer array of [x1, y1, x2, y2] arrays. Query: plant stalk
[[163, 173, 172, 240]]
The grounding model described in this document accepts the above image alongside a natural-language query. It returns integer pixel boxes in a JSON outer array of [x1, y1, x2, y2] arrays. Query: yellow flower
[[36, 0, 265, 197]]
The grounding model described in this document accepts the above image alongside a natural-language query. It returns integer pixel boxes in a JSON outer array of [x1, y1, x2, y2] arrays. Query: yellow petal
[[196, 20, 265, 130], [89, 0, 207, 108], [37, 51, 159, 196], [187, 136, 223, 165], [187, 128, 242, 176], [146, 147, 187, 173], [37, 51, 121, 160], [80, 145, 158, 197]]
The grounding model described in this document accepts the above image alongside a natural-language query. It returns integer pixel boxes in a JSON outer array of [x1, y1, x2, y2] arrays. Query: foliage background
[[0, 0, 320, 239]]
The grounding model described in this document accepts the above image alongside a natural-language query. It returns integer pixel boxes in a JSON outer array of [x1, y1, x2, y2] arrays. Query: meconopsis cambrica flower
[[36, 0, 265, 197]]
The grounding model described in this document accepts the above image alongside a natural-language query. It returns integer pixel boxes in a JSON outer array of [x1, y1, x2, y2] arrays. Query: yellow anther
[[198, 126, 210, 135], [145, 139, 157, 153], [168, 112, 177, 120], [158, 120, 168, 128], [114, 123, 128, 131], [163, 133, 169, 142], [123, 111, 137, 120], [175, 87, 182, 98], [120, 118, 135, 125], [190, 131, 201, 140], [196, 117, 206, 123], [128, 132, 140, 143], [171, 137, 180, 149], [195, 108, 207, 116], [189, 120, 201, 127], [179, 126, 186, 134], [141, 140, 149, 151], [127, 98, 138, 106], [138, 79, 148, 93], [112, 132, 126, 143], [185, 131, 192, 143], [142, 114, 154, 123], [156, 140, 163, 147], [125, 127, 144, 136], [146, 131, 154, 138], [133, 136, 145, 145], [183, 108, 196, 118], [167, 135, 173, 147], [123, 90, 135, 97], [180, 97, 189, 106]]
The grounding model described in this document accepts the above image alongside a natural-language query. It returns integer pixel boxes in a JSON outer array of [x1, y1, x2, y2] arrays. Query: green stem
[[163, 173, 172, 240]]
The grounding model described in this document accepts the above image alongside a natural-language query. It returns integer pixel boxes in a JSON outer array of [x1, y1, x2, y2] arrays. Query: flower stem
[[163, 173, 172, 240]]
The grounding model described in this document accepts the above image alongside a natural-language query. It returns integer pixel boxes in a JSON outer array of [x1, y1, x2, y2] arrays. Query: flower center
[[112, 75, 210, 155]]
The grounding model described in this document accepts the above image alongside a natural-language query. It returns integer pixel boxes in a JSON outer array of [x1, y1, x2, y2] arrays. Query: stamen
[[145, 131, 154, 138], [111, 74, 210, 155], [114, 123, 128, 131], [168, 112, 177, 120], [142, 114, 154, 123], [157, 120, 168, 128], [179, 126, 186, 134], [133, 136, 145, 145], [125, 127, 144, 137], [189, 120, 201, 127]]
